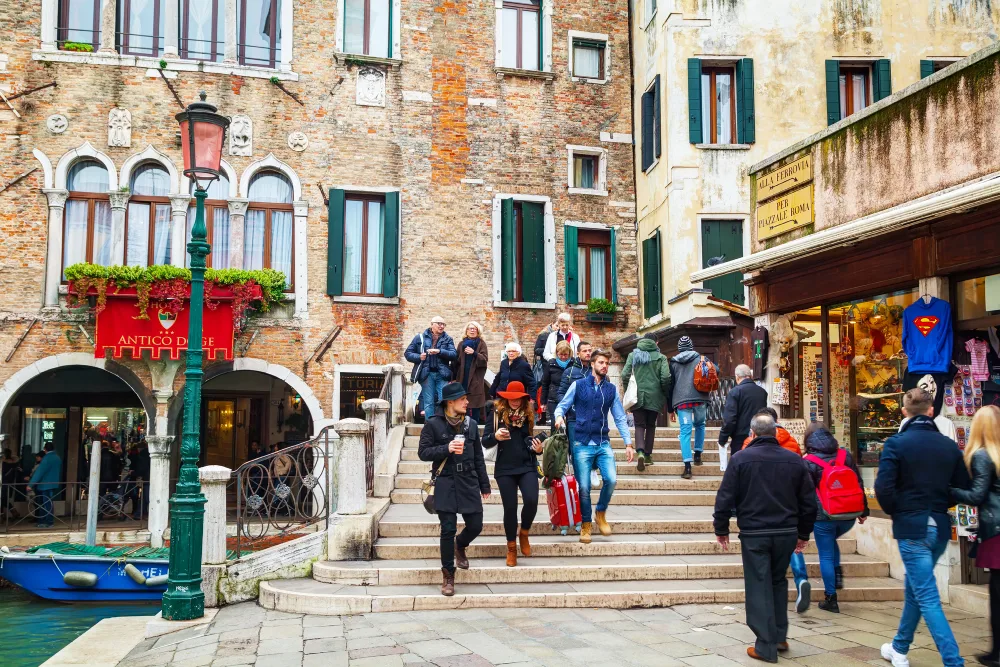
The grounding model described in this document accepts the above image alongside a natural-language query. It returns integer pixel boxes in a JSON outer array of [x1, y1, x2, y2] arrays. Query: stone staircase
[[259, 423, 904, 615]]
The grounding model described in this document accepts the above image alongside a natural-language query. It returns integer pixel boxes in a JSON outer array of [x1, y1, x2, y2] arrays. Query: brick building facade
[[0, 1, 637, 540]]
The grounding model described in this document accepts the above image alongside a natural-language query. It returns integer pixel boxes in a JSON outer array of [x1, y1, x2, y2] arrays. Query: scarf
[[555, 357, 570, 369], [444, 412, 464, 431]]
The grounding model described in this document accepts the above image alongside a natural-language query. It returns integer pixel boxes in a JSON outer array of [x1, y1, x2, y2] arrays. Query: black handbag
[[421, 458, 448, 515]]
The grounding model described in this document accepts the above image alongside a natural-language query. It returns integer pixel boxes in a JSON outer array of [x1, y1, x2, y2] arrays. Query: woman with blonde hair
[[951, 404, 1000, 667]]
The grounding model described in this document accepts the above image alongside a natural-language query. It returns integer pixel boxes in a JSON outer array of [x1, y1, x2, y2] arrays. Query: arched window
[[181, 0, 224, 61], [239, 0, 281, 68], [58, 0, 102, 51], [245, 171, 293, 288], [126, 163, 172, 267], [63, 160, 112, 275], [185, 175, 231, 268], [118, 0, 165, 56]]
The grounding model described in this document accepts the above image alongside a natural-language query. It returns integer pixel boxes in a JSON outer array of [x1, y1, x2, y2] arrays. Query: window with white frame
[[499, 0, 541, 70], [493, 195, 554, 306], [344, 0, 391, 58], [185, 176, 231, 268], [118, 0, 165, 56], [58, 0, 102, 50], [245, 170, 294, 289], [126, 163, 173, 267], [568, 30, 608, 82], [181, 0, 224, 61], [567, 146, 607, 195], [238, 0, 281, 68], [63, 159, 112, 275]]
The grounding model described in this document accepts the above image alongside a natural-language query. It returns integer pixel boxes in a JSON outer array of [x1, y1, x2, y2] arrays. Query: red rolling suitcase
[[547, 474, 582, 535]]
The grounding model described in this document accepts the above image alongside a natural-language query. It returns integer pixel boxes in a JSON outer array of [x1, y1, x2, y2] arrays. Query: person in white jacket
[[542, 313, 580, 361]]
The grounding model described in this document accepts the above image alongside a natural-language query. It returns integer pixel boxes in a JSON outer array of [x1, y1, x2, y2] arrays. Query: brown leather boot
[[441, 568, 455, 596], [518, 528, 531, 557], [595, 511, 612, 536], [506, 541, 518, 567], [579, 522, 592, 544], [455, 542, 469, 570]]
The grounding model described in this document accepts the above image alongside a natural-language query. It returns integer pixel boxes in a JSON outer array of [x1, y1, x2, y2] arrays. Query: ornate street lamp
[[162, 93, 229, 621]]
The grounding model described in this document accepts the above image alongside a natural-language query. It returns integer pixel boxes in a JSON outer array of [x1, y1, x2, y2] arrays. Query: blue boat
[[0, 542, 169, 602]]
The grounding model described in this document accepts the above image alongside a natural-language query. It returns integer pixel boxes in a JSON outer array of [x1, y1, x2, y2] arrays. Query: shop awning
[[690, 171, 1000, 284]]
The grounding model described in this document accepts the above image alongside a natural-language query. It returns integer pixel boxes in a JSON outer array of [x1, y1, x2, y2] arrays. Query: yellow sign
[[756, 185, 814, 240], [757, 155, 813, 202]]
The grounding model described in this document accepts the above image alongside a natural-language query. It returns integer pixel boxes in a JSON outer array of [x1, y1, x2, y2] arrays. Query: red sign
[[912, 315, 940, 337], [94, 288, 236, 361]]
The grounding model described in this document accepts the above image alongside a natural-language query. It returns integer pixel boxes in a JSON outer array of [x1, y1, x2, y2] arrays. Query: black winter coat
[[483, 412, 545, 477], [802, 430, 869, 520], [718, 379, 768, 448], [951, 449, 1000, 543], [713, 436, 816, 540], [418, 415, 490, 514], [540, 359, 570, 409], [490, 356, 537, 399]]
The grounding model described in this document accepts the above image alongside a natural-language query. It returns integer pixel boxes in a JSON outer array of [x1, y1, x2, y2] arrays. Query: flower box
[[585, 312, 616, 324]]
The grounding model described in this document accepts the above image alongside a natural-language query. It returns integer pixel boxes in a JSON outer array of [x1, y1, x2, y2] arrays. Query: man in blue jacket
[[554, 349, 633, 544], [28, 442, 62, 528], [875, 388, 969, 667], [404, 316, 457, 419]]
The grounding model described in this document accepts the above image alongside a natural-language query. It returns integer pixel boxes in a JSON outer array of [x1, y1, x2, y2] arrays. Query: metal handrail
[[1, 480, 149, 534]]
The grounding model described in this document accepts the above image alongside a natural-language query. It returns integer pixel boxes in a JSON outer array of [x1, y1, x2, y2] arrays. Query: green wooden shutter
[[521, 202, 546, 303], [642, 232, 662, 318], [702, 221, 745, 306], [825, 60, 841, 126], [688, 58, 703, 143], [736, 58, 755, 144], [873, 59, 892, 102], [326, 188, 346, 296], [381, 191, 399, 298], [641, 89, 655, 170], [920, 60, 935, 79], [500, 198, 515, 302], [609, 227, 618, 305], [564, 224, 579, 304], [653, 74, 662, 158]]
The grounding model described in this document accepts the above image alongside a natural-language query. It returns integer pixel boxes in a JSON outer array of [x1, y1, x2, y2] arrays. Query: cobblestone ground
[[117, 599, 989, 667]]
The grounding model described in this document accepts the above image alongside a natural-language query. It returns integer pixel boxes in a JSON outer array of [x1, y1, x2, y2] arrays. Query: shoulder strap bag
[[420, 417, 471, 514]]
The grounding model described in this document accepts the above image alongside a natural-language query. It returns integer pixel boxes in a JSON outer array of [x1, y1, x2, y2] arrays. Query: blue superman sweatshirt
[[902, 297, 953, 374]]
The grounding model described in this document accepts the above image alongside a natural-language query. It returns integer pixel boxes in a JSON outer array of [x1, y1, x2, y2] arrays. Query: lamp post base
[[162, 490, 207, 620]]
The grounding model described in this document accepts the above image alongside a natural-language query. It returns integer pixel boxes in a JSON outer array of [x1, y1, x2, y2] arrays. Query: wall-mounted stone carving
[[108, 108, 132, 147], [47, 114, 68, 134], [357, 67, 386, 107], [229, 115, 253, 157], [287, 132, 308, 152]]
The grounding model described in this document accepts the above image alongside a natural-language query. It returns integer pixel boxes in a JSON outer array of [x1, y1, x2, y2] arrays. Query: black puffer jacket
[[482, 410, 546, 477], [418, 415, 490, 514], [803, 429, 869, 521], [952, 449, 1000, 543], [540, 359, 570, 411], [490, 355, 537, 399]]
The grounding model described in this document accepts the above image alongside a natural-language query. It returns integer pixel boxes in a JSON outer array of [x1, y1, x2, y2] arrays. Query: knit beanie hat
[[678, 336, 694, 352]]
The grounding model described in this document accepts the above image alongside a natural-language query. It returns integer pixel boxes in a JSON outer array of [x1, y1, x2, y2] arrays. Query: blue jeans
[[892, 522, 964, 666], [814, 519, 855, 595], [36, 489, 54, 526], [420, 373, 447, 418], [573, 441, 617, 523], [677, 405, 706, 463], [790, 551, 808, 587]]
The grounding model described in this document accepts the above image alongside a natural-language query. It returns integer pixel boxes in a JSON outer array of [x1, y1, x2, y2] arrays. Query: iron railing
[[707, 376, 738, 424], [233, 427, 333, 554], [1, 481, 149, 534]]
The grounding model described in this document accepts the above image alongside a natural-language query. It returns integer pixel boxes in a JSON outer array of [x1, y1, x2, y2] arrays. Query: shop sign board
[[756, 184, 815, 241], [95, 295, 236, 361], [757, 155, 813, 201]]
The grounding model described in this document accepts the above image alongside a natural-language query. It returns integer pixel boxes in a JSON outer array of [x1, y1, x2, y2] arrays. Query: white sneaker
[[591, 469, 602, 488], [881, 643, 910, 667]]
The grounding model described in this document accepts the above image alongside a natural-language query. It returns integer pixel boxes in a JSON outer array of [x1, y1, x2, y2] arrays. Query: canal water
[[0, 586, 159, 667]]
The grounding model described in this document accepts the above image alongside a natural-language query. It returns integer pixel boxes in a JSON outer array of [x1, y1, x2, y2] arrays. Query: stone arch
[[119, 145, 180, 194], [0, 353, 158, 434], [54, 141, 119, 190], [179, 159, 238, 198], [238, 153, 302, 201], [33, 148, 54, 188]]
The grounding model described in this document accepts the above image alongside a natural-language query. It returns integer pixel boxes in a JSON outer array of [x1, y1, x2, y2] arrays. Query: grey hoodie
[[667, 350, 712, 410]]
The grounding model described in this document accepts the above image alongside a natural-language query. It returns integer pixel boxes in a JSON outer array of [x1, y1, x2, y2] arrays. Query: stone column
[[169, 195, 192, 268], [42, 189, 69, 308], [292, 200, 308, 317], [381, 363, 405, 426], [227, 199, 248, 270], [108, 191, 130, 266], [199, 466, 231, 565], [362, 399, 390, 475], [333, 418, 369, 515], [147, 434, 174, 548], [98, 0, 116, 53], [223, 0, 238, 63], [163, 0, 179, 57], [41, 0, 58, 51]]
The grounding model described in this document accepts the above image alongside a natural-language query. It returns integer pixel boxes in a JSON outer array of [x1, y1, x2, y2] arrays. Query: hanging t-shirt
[[751, 326, 769, 380], [902, 297, 953, 373], [967, 338, 990, 382]]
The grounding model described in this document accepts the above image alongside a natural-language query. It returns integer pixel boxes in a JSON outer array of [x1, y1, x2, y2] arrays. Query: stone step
[[395, 460, 722, 476], [312, 553, 889, 586], [259, 575, 903, 615], [402, 436, 723, 450], [399, 448, 721, 463], [372, 534, 859, 559], [392, 473, 722, 492], [389, 488, 718, 506], [405, 425, 722, 437]]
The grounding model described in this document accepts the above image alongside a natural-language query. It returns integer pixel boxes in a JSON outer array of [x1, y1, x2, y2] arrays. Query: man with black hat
[[418, 382, 491, 596], [667, 335, 714, 479]]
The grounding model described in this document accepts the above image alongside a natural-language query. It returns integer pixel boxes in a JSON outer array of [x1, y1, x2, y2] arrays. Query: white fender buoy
[[64, 571, 98, 587], [145, 574, 169, 587], [124, 563, 146, 585]]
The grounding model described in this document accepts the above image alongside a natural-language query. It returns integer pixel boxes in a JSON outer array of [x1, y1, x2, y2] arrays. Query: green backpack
[[542, 428, 570, 487]]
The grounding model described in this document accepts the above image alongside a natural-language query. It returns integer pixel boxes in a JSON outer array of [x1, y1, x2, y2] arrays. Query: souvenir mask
[[917, 374, 938, 400]]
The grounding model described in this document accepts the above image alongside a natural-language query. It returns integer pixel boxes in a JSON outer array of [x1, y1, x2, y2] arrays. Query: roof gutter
[[690, 171, 1000, 283]]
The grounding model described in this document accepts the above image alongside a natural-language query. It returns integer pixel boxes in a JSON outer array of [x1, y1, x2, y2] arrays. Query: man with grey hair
[[542, 312, 579, 361], [719, 364, 768, 454], [714, 412, 816, 663]]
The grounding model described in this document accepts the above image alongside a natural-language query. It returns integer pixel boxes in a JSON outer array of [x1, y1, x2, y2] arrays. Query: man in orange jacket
[[743, 407, 801, 456]]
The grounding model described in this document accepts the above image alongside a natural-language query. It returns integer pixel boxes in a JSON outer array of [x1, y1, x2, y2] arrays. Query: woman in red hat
[[483, 381, 546, 567]]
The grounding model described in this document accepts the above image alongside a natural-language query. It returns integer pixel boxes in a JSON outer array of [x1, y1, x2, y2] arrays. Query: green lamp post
[[162, 93, 230, 621]]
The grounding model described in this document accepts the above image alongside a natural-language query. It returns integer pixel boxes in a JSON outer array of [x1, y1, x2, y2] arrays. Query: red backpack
[[804, 449, 865, 519], [692, 355, 719, 393]]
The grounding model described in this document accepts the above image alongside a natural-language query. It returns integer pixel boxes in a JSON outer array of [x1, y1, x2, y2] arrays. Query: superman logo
[[913, 315, 939, 336]]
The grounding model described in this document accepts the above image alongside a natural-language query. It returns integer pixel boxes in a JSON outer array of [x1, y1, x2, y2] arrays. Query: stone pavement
[[117, 598, 990, 667]]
